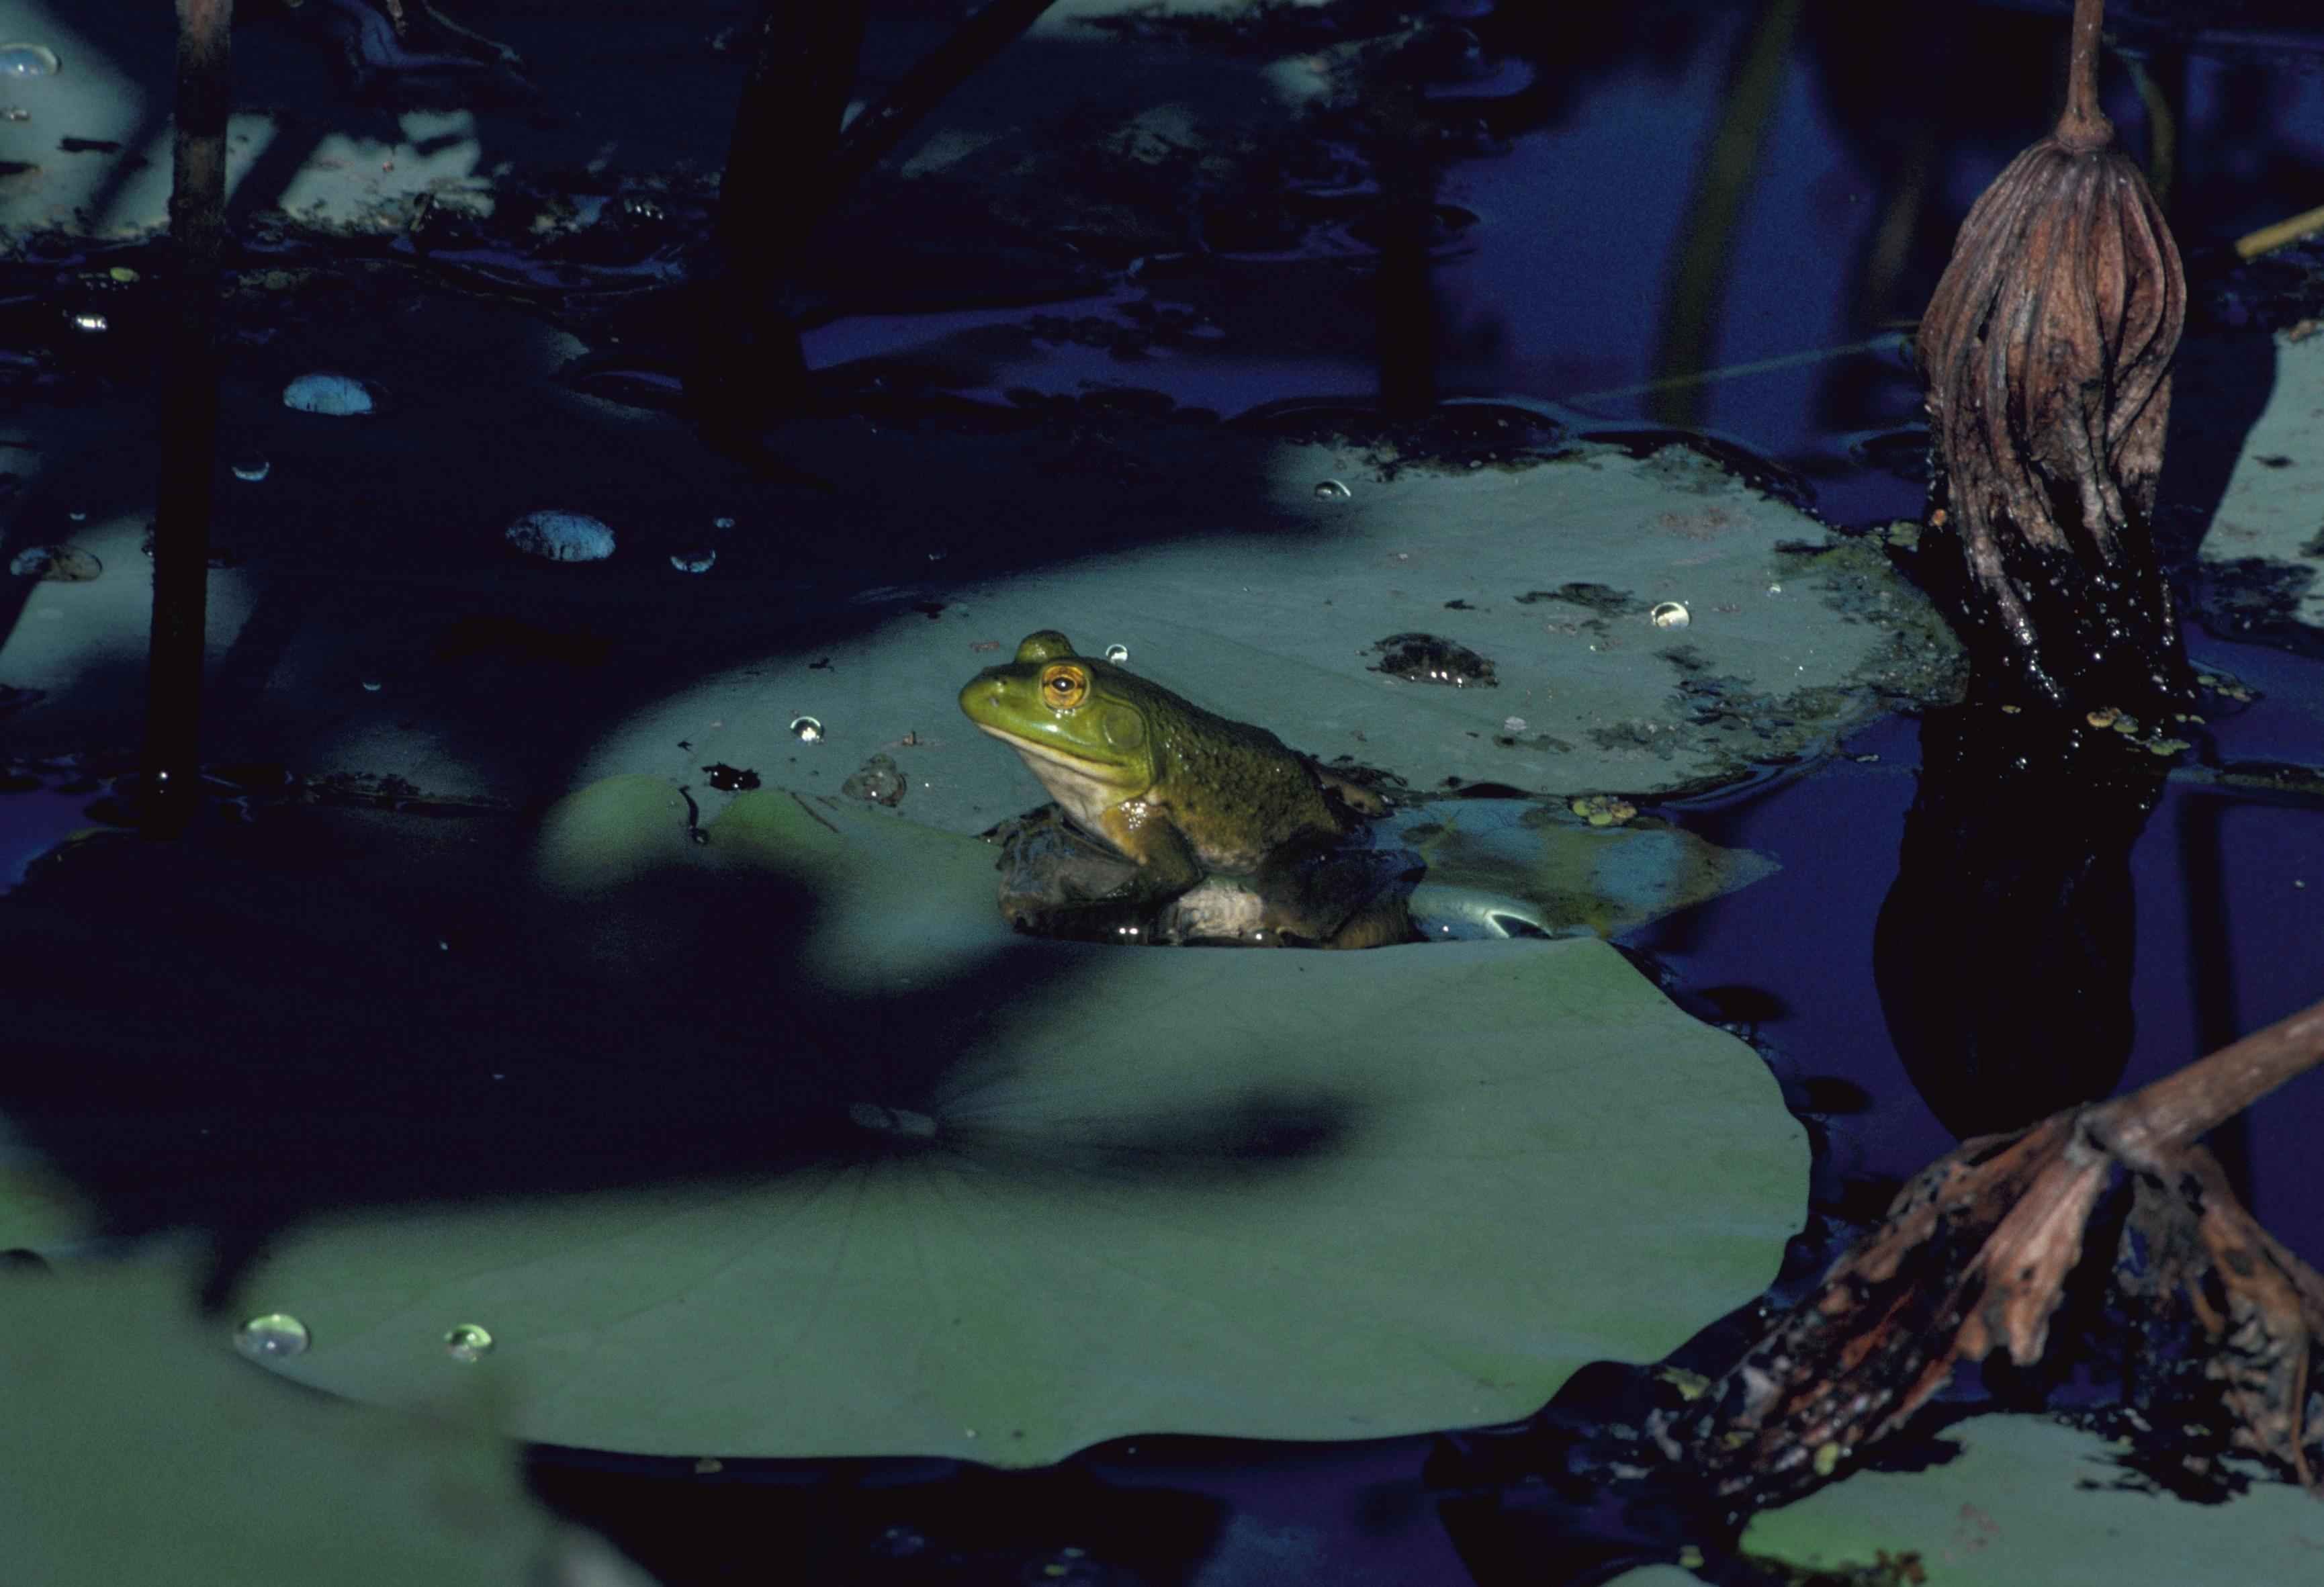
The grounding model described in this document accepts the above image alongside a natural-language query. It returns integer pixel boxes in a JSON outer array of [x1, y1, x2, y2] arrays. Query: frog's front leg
[[1093, 802, 1204, 906]]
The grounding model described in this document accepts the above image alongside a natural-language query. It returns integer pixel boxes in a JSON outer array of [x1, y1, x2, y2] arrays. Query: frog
[[958, 631, 1415, 947]]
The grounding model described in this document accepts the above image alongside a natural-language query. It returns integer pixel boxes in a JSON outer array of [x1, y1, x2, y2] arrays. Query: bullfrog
[[958, 631, 1415, 946]]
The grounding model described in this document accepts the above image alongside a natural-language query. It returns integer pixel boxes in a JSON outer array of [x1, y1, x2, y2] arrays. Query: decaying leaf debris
[[1651, 994, 2324, 1509], [1915, 0, 2194, 711]]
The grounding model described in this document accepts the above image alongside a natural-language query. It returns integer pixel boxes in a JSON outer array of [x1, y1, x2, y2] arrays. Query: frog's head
[[959, 631, 1159, 799]]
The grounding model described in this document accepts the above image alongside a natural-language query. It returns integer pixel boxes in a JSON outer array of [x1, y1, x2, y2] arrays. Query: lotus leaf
[[222, 778, 1805, 1465], [1744, 1415, 2324, 1584]]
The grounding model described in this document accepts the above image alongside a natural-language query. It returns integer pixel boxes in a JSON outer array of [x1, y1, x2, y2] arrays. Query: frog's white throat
[[977, 726, 1151, 833]]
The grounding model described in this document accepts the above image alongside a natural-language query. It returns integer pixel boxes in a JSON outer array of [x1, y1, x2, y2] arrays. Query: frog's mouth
[[971, 723, 1149, 800]]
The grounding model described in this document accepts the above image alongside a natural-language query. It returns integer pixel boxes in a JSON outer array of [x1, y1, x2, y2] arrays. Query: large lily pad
[[0, 1261, 647, 1587], [222, 778, 1805, 1467], [574, 439, 1957, 830], [1742, 1415, 2324, 1584]]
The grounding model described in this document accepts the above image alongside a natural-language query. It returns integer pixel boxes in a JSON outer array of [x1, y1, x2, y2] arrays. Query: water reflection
[[1873, 705, 2166, 1138]]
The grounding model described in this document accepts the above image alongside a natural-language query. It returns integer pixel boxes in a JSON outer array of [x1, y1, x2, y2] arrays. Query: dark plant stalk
[[1649, 0, 1804, 428], [813, 0, 1065, 231], [692, 0, 1063, 448], [144, 0, 233, 837]]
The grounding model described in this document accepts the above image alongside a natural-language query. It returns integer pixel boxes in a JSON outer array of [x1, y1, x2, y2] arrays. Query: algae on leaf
[[1744, 1415, 2324, 1586], [226, 780, 1806, 1467]]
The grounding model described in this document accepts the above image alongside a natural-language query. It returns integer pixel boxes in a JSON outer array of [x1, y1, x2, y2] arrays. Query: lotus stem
[[2057, 0, 2112, 152], [2236, 203, 2324, 261]]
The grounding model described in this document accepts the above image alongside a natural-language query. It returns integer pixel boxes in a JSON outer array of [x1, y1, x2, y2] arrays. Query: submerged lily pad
[[1394, 796, 1779, 939], [226, 777, 1805, 1467], [1743, 1416, 2324, 1584], [0, 1262, 638, 1587]]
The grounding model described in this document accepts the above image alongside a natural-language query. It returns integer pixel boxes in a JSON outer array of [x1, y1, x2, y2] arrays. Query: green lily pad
[[1743, 1415, 2324, 1585], [227, 777, 1805, 1466], [0, 1261, 643, 1587], [575, 440, 1958, 829]]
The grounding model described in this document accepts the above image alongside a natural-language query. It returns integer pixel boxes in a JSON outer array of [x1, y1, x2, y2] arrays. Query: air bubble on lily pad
[[0, 44, 60, 77], [282, 372, 374, 416], [9, 545, 99, 582], [1650, 601, 1691, 630], [1104, 643, 1130, 664], [670, 548, 716, 574], [234, 1312, 310, 1360], [443, 1322, 494, 1363], [505, 510, 615, 563], [789, 715, 823, 743], [1314, 479, 1353, 501], [230, 457, 270, 482]]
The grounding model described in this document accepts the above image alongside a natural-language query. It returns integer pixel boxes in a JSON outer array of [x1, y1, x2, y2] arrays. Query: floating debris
[[281, 372, 375, 416], [1104, 643, 1130, 664], [0, 44, 60, 77], [1314, 479, 1353, 501], [670, 548, 716, 574], [234, 1312, 310, 1360], [443, 1323, 494, 1363], [1369, 632, 1497, 688], [504, 510, 615, 563], [701, 762, 759, 792], [1650, 601, 1691, 630], [842, 752, 905, 806], [789, 715, 824, 743], [1570, 794, 1638, 827], [7, 545, 99, 582], [66, 310, 105, 334]]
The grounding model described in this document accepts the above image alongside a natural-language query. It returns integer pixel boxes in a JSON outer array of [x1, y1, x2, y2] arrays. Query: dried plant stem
[[2095, 995, 2324, 1167], [2057, 0, 2110, 152], [1660, 990, 2324, 1507]]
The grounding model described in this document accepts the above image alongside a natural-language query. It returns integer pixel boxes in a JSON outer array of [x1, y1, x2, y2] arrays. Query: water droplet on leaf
[[0, 44, 61, 77], [235, 1312, 310, 1360], [443, 1322, 494, 1362]]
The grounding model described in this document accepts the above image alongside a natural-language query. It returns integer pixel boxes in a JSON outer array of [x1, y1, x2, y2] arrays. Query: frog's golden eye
[[1039, 663, 1089, 711]]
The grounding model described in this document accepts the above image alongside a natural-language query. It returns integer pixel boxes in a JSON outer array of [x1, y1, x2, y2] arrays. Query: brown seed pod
[[1916, 0, 2192, 711]]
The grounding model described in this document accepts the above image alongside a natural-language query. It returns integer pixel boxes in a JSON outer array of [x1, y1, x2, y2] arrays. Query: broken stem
[[2094, 993, 2324, 1167], [2056, 0, 2111, 152]]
